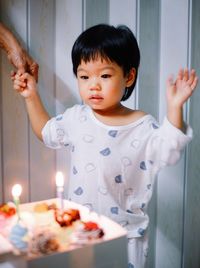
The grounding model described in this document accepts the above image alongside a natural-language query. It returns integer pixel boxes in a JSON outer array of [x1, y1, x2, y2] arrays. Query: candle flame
[[56, 172, 64, 187], [12, 184, 22, 197]]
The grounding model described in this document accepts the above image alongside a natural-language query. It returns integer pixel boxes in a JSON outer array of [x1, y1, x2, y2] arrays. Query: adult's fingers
[[30, 62, 39, 82]]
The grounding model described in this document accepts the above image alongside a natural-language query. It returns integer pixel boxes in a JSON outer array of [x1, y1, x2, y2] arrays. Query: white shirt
[[42, 104, 192, 238]]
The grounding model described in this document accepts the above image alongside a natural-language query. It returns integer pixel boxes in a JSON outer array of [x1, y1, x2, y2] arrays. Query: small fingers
[[190, 76, 198, 91], [10, 70, 16, 81], [187, 69, 196, 86], [178, 68, 198, 89], [15, 72, 28, 81], [177, 68, 184, 80], [30, 62, 39, 82], [16, 69, 25, 77], [183, 68, 189, 82], [187, 69, 198, 89], [13, 84, 25, 93], [167, 74, 175, 86], [13, 79, 26, 91], [13, 73, 27, 92]]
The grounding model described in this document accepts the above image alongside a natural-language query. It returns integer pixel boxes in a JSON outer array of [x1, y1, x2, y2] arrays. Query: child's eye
[[80, 75, 88, 80], [101, 74, 111, 79]]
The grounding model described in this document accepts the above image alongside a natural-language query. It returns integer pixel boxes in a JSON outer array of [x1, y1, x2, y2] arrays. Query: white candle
[[11, 184, 22, 221], [56, 172, 64, 210]]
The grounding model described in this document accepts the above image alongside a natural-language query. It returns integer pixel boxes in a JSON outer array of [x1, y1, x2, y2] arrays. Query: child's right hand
[[13, 71, 37, 99]]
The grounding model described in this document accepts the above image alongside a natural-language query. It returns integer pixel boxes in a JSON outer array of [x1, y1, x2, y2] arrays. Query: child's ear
[[126, 68, 136, 87]]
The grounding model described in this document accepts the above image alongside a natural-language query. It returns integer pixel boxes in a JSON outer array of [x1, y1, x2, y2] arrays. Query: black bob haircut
[[71, 24, 140, 101]]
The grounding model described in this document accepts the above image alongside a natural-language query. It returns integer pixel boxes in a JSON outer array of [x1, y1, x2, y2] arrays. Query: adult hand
[[0, 22, 39, 81], [8, 47, 39, 82]]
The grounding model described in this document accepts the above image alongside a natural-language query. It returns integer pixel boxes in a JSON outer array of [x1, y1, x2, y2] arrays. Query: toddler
[[13, 24, 198, 268]]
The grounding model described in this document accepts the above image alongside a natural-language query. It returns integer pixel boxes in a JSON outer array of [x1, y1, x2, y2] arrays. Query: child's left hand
[[166, 69, 198, 108]]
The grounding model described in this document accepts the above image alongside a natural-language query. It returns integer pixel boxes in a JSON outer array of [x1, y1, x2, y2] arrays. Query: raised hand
[[166, 68, 198, 109]]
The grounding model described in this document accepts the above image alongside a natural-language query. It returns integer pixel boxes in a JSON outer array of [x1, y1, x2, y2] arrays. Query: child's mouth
[[90, 95, 103, 99], [89, 95, 103, 101]]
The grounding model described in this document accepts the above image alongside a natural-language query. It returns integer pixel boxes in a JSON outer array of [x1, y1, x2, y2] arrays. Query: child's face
[[77, 56, 133, 112]]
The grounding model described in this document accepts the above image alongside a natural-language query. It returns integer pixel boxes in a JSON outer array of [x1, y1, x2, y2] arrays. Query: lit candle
[[56, 172, 64, 210], [12, 184, 22, 221]]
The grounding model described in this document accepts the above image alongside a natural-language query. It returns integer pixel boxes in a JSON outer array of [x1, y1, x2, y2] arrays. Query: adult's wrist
[[2, 29, 22, 54]]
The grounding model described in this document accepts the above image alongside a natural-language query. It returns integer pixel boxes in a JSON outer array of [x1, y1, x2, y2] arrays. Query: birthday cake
[[0, 199, 106, 258]]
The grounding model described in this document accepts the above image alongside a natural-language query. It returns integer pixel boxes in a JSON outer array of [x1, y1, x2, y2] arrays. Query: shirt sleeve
[[146, 116, 193, 170], [41, 111, 71, 149]]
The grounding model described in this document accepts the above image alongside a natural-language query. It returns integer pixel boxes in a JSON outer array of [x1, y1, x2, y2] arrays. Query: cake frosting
[[9, 223, 28, 251], [0, 202, 17, 237], [55, 208, 80, 227], [71, 221, 104, 245], [0, 203, 16, 217], [28, 227, 60, 256], [0, 200, 105, 258]]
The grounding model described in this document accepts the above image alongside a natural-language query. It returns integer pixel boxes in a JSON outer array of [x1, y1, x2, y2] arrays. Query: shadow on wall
[[37, 62, 81, 116]]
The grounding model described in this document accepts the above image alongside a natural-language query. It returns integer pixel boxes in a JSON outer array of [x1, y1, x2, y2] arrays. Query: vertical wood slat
[[109, 0, 137, 31], [0, 5, 2, 203], [55, 0, 83, 197], [0, 0, 2, 202], [156, 1, 189, 267], [139, 1, 160, 267], [109, 0, 137, 110], [0, 42, 2, 203], [0, 0, 29, 203], [28, 0, 56, 202], [139, 0, 160, 118], [109, 2, 159, 266], [84, 0, 109, 29], [183, 0, 200, 267]]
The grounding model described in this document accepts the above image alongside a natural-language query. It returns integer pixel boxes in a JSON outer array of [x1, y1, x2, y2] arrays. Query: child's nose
[[89, 78, 101, 91]]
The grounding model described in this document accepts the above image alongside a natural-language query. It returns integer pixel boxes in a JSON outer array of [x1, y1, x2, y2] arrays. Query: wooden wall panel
[[0, 0, 29, 203], [84, 0, 109, 29], [109, 0, 137, 110], [28, 0, 56, 201], [109, 1, 159, 266], [139, 2, 160, 266], [55, 0, 83, 197], [183, 0, 200, 267], [139, 0, 160, 118], [156, 1, 189, 267], [0, 48, 2, 203], [0, 0, 57, 203]]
